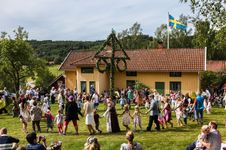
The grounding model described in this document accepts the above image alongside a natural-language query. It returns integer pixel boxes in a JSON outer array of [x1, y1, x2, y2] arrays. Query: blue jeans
[[196, 109, 203, 122], [186, 141, 196, 150]]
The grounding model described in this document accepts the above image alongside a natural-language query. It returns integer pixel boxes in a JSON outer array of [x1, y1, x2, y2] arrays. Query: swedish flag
[[169, 14, 187, 29]]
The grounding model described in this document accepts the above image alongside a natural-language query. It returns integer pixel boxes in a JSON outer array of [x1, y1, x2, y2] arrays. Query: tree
[[192, 21, 226, 60], [180, 0, 226, 28], [117, 22, 152, 49], [0, 27, 52, 92], [212, 26, 226, 59], [200, 71, 217, 90], [34, 59, 55, 90], [154, 24, 167, 47], [192, 21, 217, 59], [200, 69, 226, 91]]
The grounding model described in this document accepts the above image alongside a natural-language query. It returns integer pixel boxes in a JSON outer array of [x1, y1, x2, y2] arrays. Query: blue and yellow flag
[[169, 14, 187, 29]]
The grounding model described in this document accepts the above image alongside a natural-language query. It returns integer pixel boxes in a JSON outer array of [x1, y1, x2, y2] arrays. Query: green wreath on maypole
[[96, 58, 109, 73], [116, 58, 127, 72]]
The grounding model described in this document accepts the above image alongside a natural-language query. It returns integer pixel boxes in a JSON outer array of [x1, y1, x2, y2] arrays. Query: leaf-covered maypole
[[94, 30, 130, 99]]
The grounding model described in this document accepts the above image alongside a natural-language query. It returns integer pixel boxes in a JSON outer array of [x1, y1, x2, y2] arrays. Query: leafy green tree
[[192, 21, 226, 60], [117, 22, 152, 49], [0, 27, 35, 92], [180, 0, 226, 60], [192, 21, 217, 59], [200, 71, 217, 90], [34, 59, 55, 90], [211, 26, 226, 59], [0, 70, 15, 92], [215, 69, 226, 87], [180, 0, 226, 28], [154, 24, 167, 47], [0, 27, 53, 92]]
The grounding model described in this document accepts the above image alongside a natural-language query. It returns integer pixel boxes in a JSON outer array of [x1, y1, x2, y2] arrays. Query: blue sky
[[0, 0, 192, 41]]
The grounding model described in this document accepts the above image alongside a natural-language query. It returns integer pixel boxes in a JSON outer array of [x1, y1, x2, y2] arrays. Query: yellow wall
[[114, 72, 199, 95], [65, 68, 200, 95], [65, 71, 76, 90], [98, 72, 109, 93], [76, 67, 109, 94]]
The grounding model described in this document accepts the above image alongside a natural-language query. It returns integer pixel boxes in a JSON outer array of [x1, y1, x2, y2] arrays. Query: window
[[126, 71, 137, 76], [126, 80, 136, 89], [155, 82, 165, 95], [89, 81, 95, 94], [81, 67, 94, 73], [169, 72, 182, 77], [81, 81, 87, 93], [170, 82, 181, 92]]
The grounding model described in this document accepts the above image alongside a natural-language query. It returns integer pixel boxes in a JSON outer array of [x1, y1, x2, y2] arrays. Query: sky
[[0, 0, 192, 41]]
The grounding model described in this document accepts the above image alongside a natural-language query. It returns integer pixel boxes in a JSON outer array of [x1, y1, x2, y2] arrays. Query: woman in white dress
[[103, 98, 112, 133], [83, 95, 95, 135], [103, 98, 120, 133], [19, 101, 30, 133]]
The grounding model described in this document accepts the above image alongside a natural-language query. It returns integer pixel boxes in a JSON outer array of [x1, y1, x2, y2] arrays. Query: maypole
[[94, 30, 130, 99]]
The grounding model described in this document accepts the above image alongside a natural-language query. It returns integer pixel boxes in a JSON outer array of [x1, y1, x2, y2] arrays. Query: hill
[[29, 40, 104, 64]]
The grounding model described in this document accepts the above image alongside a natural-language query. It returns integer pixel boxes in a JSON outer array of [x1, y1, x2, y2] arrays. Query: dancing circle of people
[[10, 86, 214, 136], [1, 85, 226, 150]]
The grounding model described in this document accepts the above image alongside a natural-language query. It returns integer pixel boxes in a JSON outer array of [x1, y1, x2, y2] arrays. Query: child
[[93, 109, 102, 133], [44, 94, 50, 107], [144, 98, 150, 109], [54, 109, 64, 134], [195, 125, 210, 150], [121, 104, 132, 131], [206, 100, 212, 114], [175, 97, 184, 127], [158, 113, 166, 129], [42, 98, 49, 113], [45, 108, 54, 132], [162, 98, 173, 128], [132, 105, 143, 131], [119, 95, 126, 110]]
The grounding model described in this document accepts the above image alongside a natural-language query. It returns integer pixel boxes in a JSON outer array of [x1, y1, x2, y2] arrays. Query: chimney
[[157, 40, 164, 49]]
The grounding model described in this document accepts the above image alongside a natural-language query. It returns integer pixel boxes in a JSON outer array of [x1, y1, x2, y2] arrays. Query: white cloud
[[0, 0, 192, 40]]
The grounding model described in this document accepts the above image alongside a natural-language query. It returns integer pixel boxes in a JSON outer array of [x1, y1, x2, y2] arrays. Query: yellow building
[[59, 48, 206, 95]]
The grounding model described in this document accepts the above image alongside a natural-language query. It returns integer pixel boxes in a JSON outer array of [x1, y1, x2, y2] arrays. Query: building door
[[81, 81, 87, 93], [89, 81, 95, 94], [126, 80, 136, 89], [155, 82, 165, 95]]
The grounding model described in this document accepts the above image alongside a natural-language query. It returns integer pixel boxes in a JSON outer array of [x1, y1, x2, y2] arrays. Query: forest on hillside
[[28, 40, 104, 64]]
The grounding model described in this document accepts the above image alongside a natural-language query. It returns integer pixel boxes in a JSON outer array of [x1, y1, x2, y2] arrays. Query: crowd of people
[[0, 85, 226, 150]]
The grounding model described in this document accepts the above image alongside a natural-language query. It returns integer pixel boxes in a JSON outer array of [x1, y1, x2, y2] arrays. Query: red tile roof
[[59, 48, 205, 72], [207, 60, 226, 72]]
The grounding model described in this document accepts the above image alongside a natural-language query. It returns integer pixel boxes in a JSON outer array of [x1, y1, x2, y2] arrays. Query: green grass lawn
[[1, 104, 226, 150]]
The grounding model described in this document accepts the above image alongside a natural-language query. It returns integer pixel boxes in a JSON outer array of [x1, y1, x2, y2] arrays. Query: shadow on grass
[[160, 127, 190, 133]]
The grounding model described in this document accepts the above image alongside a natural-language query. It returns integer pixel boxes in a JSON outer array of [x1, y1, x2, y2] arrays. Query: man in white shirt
[[92, 91, 99, 109]]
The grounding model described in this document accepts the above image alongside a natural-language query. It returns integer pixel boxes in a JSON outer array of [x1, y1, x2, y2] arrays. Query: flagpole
[[167, 12, 170, 49]]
